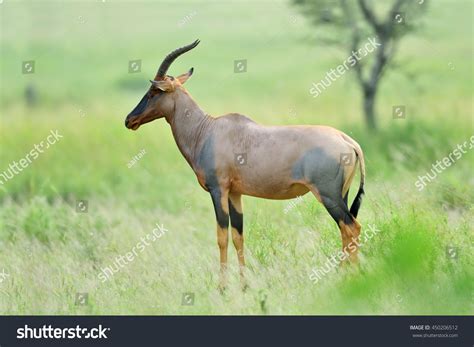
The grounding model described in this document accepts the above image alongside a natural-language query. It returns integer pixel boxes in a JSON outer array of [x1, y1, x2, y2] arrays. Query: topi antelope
[[125, 40, 365, 289]]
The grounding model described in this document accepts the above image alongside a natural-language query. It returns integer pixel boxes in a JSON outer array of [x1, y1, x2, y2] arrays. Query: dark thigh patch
[[292, 147, 344, 198]]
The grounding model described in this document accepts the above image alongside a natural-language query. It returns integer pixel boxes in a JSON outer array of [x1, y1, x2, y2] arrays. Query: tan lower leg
[[231, 228, 245, 275], [217, 225, 228, 288], [339, 220, 361, 263]]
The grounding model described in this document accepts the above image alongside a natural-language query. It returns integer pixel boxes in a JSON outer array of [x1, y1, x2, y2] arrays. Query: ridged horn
[[156, 39, 200, 79]]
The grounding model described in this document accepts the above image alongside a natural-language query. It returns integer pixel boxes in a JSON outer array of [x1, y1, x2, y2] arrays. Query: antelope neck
[[167, 91, 214, 170]]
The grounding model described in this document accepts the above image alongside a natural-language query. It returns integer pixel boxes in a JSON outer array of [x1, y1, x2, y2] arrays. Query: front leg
[[229, 192, 246, 288], [209, 187, 229, 291]]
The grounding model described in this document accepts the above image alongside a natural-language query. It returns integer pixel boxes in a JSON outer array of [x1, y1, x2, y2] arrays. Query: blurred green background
[[0, 0, 472, 314]]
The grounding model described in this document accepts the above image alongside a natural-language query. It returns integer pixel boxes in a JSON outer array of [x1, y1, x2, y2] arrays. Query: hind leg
[[343, 189, 349, 206], [338, 217, 361, 263], [309, 187, 361, 263]]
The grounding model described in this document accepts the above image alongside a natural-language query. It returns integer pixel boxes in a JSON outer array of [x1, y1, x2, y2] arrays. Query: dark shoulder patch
[[196, 135, 218, 190]]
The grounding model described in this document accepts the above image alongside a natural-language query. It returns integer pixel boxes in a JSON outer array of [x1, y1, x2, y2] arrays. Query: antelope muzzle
[[125, 93, 149, 130]]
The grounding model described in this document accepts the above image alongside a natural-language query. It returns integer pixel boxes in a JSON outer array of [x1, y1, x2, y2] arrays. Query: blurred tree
[[293, 0, 428, 130]]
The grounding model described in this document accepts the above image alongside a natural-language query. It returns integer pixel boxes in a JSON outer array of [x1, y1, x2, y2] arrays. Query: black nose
[[125, 115, 132, 128]]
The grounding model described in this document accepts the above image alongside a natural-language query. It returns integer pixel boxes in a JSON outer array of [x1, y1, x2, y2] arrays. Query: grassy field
[[0, 0, 473, 315]]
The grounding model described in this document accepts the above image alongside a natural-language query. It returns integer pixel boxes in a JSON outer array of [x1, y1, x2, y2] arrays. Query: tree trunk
[[363, 86, 377, 131]]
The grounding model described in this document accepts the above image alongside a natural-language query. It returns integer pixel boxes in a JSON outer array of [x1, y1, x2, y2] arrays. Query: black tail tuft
[[349, 184, 364, 218]]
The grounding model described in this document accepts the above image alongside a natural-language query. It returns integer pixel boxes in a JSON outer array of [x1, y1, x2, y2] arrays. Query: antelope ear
[[150, 79, 174, 91], [176, 68, 194, 85]]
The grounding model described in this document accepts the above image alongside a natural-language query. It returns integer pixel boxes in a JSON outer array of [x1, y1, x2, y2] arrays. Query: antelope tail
[[340, 133, 365, 218], [349, 144, 365, 218]]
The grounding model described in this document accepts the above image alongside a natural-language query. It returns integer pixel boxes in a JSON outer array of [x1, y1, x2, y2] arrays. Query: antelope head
[[125, 39, 200, 130]]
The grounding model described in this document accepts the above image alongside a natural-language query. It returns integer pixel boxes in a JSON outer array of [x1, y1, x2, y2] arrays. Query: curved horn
[[156, 39, 200, 79]]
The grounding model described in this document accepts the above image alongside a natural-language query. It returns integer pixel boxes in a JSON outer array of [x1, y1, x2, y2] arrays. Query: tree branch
[[340, 0, 367, 89], [357, 0, 383, 34], [390, 0, 406, 17], [382, 0, 407, 38]]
